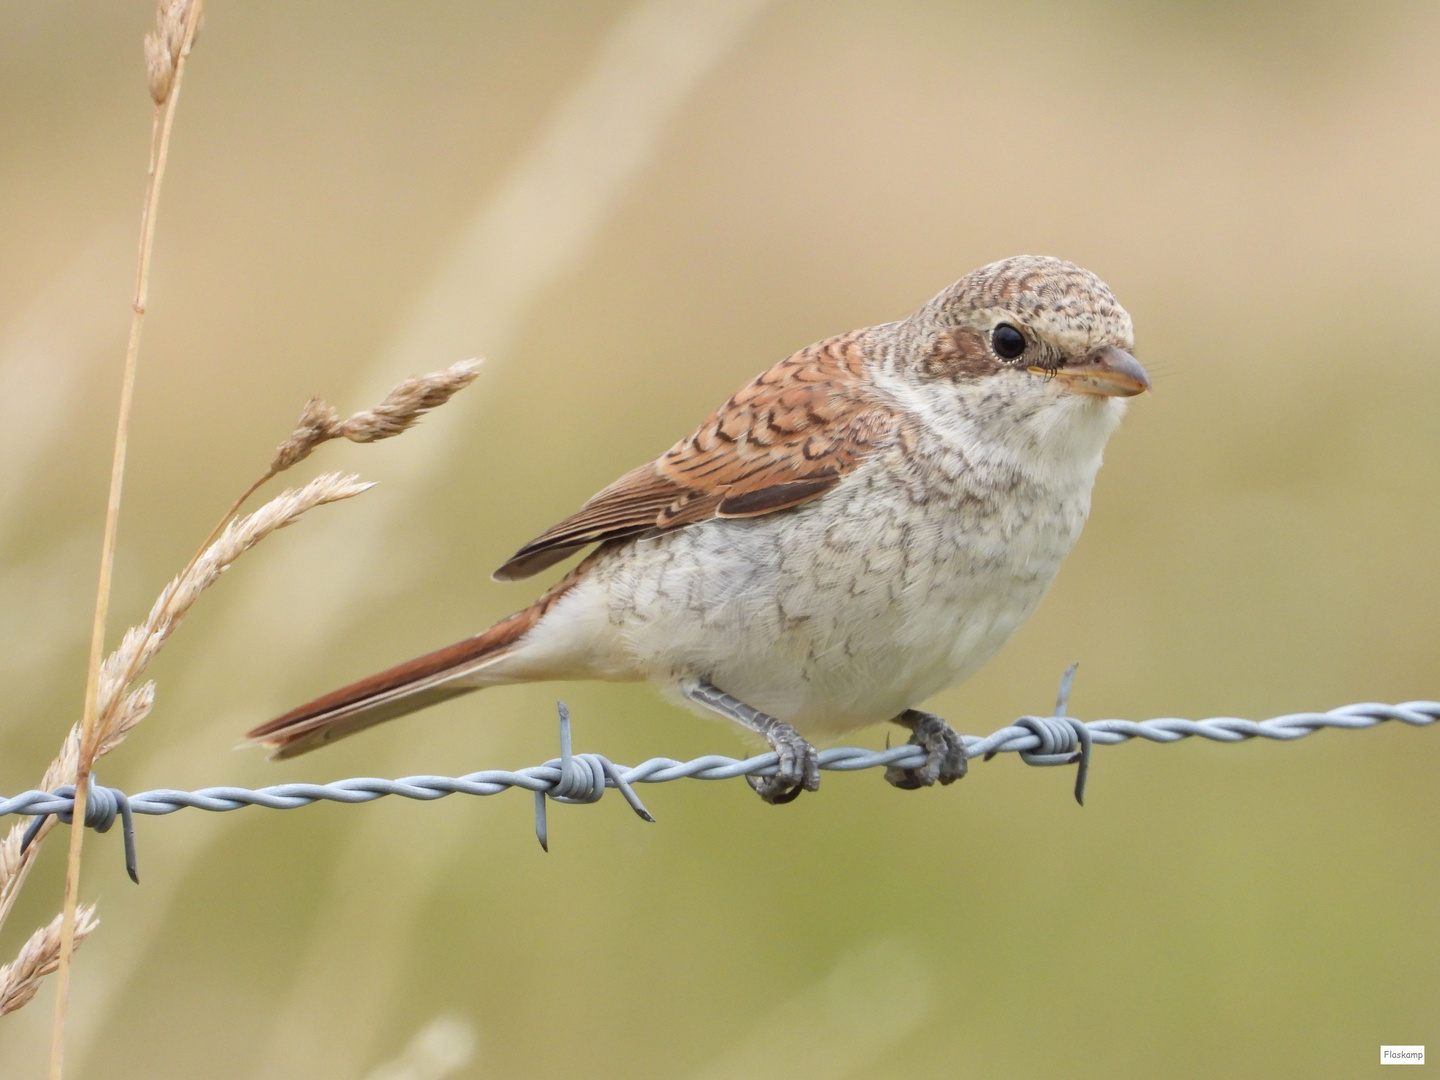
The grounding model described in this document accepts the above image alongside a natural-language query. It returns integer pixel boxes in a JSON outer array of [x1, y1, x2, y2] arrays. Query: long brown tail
[[246, 606, 540, 758]]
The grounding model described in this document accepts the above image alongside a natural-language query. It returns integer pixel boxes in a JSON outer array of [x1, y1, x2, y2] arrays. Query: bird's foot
[[680, 678, 820, 804], [747, 721, 820, 805], [885, 709, 968, 790]]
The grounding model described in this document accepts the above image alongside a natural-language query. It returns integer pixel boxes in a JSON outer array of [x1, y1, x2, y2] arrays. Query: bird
[[246, 255, 1149, 803]]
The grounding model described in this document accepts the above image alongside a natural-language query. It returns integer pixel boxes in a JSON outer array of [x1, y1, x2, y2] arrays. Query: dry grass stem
[[92, 471, 375, 753], [183, 359, 480, 604], [25, 3, 475, 1067], [0, 475, 368, 940], [0, 907, 99, 1017], [9, 350, 477, 954], [268, 359, 482, 472], [7, 357, 478, 940], [50, 2, 203, 1072]]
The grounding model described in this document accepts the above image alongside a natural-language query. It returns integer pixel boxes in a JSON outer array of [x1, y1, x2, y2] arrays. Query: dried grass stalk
[[92, 471, 373, 751], [0, 908, 99, 1017], [13, 360, 478, 1016], [0, 473, 371, 937], [192, 360, 480, 624], [51, 0, 206, 1068], [144, 1, 201, 105], [268, 359, 482, 473], [40, 2, 477, 1067]]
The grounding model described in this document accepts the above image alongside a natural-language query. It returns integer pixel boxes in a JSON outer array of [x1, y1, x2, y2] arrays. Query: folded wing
[[493, 331, 899, 580]]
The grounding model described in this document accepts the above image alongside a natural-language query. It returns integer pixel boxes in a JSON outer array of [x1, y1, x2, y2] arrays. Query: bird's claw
[[748, 723, 821, 804], [679, 678, 821, 805], [885, 709, 968, 790]]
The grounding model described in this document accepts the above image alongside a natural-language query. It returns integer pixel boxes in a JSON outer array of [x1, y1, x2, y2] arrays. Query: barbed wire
[[4, 669, 1436, 877]]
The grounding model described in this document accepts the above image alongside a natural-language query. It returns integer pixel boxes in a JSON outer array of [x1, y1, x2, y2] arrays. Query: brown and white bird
[[247, 255, 1149, 802]]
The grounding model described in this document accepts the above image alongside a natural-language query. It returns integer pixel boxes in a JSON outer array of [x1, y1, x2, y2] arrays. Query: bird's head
[[910, 254, 1147, 398], [888, 255, 1149, 465]]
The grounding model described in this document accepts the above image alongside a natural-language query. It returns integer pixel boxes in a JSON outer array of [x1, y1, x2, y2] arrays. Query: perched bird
[[247, 255, 1149, 803]]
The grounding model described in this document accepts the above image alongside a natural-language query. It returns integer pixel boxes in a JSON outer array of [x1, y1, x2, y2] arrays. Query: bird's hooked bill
[[1037, 345, 1151, 397]]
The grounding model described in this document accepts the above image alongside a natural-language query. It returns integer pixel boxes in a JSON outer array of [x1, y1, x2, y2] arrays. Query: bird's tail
[[245, 605, 542, 759]]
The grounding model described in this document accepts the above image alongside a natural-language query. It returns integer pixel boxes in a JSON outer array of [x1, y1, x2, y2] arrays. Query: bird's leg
[[885, 709, 968, 790], [681, 679, 820, 804]]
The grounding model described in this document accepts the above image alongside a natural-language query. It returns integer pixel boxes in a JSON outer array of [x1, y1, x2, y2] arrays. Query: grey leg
[[681, 679, 820, 804], [885, 709, 968, 790]]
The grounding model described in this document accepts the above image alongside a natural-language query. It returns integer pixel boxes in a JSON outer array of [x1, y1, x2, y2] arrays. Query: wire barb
[[20, 777, 138, 884], [981, 663, 1090, 803], [534, 703, 655, 852]]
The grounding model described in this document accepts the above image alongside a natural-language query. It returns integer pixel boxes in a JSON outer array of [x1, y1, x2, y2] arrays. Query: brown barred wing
[[492, 331, 898, 581]]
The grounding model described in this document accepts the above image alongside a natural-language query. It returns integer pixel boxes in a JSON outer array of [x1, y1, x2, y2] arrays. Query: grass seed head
[[339, 359, 482, 443], [0, 906, 99, 1017], [144, 0, 201, 104]]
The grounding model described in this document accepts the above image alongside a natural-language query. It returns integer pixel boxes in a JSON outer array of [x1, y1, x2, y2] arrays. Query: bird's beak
[[1035, 345, 1150, 397]]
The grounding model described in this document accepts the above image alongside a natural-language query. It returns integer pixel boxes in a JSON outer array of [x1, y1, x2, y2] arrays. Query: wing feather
[[493, 331, 898, 581]]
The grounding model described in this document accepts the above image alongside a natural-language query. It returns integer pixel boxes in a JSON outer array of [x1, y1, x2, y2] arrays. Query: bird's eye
[[991, 323, 1026, 361]]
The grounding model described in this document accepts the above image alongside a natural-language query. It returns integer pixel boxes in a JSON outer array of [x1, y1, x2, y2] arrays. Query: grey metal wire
[[4, 687, 1437, 877]]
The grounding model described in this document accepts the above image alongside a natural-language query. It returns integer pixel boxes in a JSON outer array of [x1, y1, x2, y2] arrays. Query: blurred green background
[[1, 1, 1438, 1076]]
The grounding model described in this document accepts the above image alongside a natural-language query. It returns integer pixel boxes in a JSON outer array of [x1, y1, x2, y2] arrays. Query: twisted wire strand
[[3, 697, 1435, 875]]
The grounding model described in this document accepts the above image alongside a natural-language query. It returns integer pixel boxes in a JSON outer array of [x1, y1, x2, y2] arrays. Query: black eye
[[991, 323, 1026, 361]]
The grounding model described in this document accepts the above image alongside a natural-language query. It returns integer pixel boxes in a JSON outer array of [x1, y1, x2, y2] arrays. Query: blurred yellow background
[[1, 1, 1437, 1076]]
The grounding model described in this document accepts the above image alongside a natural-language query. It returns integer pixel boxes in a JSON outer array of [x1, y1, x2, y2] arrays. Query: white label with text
[[1382, 1046, 1424, 1065]]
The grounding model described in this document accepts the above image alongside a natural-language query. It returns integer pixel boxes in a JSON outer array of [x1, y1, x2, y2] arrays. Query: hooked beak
[[1034, 345, 1150, 398]]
